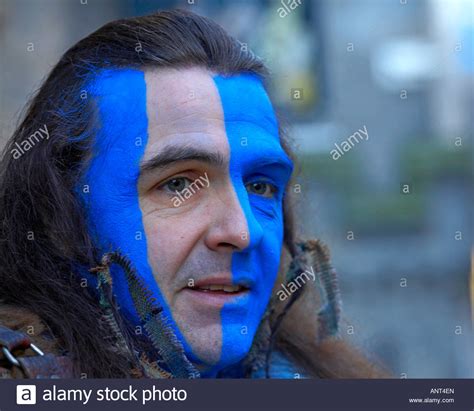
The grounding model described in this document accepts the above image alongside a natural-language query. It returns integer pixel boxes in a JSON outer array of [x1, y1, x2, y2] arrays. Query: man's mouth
[[182, 277, 251, 306], [191, 284, 246, 293]]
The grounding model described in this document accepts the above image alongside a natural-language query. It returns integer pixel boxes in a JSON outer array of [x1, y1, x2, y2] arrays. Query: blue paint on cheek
[[212, 74, 293, 371], [77, 69, 194, 360]]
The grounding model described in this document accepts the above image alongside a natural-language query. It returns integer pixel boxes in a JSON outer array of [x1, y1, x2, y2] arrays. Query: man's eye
[[162, 177, 191, 193], [245, 181, 277, 198]]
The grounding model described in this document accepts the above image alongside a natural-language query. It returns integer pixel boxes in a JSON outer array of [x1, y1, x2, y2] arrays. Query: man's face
[[81, 67, 293, 374]]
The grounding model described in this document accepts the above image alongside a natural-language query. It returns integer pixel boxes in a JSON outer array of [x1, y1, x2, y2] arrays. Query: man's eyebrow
[[140, 145, 226, 174]]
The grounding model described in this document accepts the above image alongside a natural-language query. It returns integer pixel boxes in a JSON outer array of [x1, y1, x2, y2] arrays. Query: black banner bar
[[1, 379, 472, 411]]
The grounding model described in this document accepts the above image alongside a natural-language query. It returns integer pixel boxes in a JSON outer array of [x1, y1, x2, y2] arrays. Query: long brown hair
[[0, 9, 388, 378]]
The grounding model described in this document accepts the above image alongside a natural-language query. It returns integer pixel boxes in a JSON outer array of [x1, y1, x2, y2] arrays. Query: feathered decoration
[[243, 239, 342, 378]]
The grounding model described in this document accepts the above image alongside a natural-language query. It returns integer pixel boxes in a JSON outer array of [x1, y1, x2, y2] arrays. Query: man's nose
[[203, 181, 262, 253]]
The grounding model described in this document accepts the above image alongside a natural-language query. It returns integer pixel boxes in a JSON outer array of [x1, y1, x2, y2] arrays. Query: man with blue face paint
[[82, 66, 293, 376], [0, 10, 386, 379]]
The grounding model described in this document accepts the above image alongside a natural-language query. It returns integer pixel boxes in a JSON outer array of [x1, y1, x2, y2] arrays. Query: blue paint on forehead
[[211, 74, 293, 372]]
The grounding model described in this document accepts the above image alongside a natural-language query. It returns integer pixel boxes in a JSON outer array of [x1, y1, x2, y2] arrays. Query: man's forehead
[[144, 68, 226, 145], [212, 73, 279, 135], [90, 68, 278, 133], [145, 68, 279, 142], [87, 67, 285, 172]]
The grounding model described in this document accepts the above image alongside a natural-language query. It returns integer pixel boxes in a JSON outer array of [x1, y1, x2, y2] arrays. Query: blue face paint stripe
[[212, 74, 292, 373], [78, 68, 198, 365]]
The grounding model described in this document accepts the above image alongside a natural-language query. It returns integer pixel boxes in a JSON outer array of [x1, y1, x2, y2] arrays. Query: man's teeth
[[195, 284, 243, 292]]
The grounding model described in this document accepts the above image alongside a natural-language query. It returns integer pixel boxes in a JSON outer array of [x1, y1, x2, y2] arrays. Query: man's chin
[[181, 323, 254, 375], [179, 321, 222, 363], [173, 298, 259, 373]]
